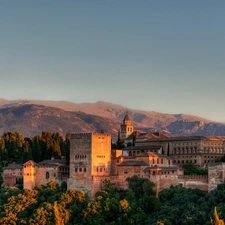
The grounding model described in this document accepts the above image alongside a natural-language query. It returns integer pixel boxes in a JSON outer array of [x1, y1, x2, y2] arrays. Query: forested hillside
[[0, 176, 224, 225]]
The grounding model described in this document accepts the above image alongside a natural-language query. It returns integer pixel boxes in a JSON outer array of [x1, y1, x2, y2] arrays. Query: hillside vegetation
[[0, 177, 225, 224]]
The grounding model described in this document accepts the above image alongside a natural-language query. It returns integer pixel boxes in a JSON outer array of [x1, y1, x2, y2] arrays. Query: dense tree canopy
[[0, 131, 70, 166], [0, 177, 225, 224]]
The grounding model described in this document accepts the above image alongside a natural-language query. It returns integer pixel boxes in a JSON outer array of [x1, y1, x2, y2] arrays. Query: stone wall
[[208, 163, 225, 192]]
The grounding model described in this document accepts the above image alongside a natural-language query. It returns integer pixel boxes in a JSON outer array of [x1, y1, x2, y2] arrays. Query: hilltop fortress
[[3, 113, 225, 197]]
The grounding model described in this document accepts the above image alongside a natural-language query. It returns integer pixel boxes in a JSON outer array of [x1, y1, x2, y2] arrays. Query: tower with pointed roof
[[120, 112, 134, 139]]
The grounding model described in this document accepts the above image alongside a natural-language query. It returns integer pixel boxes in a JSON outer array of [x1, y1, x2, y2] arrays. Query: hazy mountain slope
[[0, 104, 120, 138], [0, 98, 211, 124], [1, 98, 225, 138]]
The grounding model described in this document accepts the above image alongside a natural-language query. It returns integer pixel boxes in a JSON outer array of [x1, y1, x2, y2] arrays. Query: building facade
[[68, 132, 112, 197], [2, 162, 23, 188], [135, 136, 225, 167], [23, 158, 69, 189]]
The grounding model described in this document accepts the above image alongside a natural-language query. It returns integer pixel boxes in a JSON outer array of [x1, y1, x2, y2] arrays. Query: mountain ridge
[[0, 98, 225, 140]]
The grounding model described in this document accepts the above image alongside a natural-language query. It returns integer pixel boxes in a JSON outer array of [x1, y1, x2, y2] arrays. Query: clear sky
[[0, 1, 225, 122]]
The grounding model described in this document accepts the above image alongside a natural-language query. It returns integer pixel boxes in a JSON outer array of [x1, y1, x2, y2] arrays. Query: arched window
[[46, 172, 49, 179]]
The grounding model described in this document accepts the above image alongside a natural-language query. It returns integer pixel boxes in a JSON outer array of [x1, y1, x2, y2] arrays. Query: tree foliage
[[0, 131, 70, 165]]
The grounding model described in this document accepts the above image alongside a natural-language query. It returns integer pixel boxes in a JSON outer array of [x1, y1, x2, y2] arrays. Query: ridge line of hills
[[0, 98, 225, 140]]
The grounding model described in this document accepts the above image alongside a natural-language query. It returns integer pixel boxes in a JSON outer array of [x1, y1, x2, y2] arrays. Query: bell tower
[[120, 112, 134, 139]]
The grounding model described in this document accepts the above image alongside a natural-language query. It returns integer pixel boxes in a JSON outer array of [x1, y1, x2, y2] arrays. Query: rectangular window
[[84, 168, 86, 172], [79, 168, 82, 172], [161, 159, 163, 164], [75, 168, 78, 172]]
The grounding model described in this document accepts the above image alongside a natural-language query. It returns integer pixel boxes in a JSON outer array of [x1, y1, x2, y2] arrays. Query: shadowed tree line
[[0, 131, 70, 165]]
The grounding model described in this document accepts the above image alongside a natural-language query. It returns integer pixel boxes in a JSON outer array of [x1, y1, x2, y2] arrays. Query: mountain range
[[0, 98, 225, 141]]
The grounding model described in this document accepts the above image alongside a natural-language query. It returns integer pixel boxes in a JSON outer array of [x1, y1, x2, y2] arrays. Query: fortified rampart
[[90, 174, 209, 195]]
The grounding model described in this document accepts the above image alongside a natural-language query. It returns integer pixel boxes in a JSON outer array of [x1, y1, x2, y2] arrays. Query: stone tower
[[23, 160, 37, 189], [68, 132, 111, 197], [120, 112, 134, 139]]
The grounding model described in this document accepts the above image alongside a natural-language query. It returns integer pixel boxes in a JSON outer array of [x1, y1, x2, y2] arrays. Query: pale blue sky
[[0, 1, 225, 121]]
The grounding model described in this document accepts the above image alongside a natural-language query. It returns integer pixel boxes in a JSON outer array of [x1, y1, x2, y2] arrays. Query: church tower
[[120, 112, 134, 139]]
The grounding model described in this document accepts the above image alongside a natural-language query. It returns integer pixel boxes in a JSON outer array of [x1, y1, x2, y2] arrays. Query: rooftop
[[118, 160, 149, 166]]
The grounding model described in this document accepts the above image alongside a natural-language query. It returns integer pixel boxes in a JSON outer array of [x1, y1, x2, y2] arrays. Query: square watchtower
[[68, 132, 111, 195]]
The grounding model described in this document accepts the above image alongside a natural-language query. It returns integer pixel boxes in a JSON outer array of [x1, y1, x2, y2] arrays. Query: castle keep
[[68, 132, 111, 196]]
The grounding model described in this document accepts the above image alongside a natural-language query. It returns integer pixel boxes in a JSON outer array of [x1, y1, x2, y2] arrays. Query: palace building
[[2, 113, 225, 197]]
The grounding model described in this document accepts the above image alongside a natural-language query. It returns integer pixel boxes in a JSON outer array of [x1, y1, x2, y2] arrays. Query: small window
[[75, 168, 78, 172], [84, 168, 86, 172], [79, 168, 82, 172], [46, 172, 49, 179]]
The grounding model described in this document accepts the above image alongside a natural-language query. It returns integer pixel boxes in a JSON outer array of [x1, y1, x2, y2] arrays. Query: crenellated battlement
[[71, 132, 111, 139], [92, 132, 111, 137], [177, 175, 208, 180], [71, 133, 92, 139]]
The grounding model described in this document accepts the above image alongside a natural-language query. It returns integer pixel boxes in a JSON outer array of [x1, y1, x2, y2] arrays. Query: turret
[[120, 112, 134, 139]]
